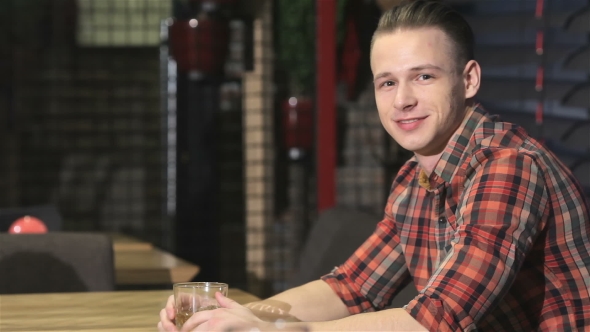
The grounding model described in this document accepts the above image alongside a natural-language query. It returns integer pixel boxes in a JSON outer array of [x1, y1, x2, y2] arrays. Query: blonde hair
[[371, 0, 474, 72]]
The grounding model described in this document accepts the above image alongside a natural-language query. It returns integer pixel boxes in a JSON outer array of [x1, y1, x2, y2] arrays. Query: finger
[[158, 321, 176, 332], [194, 321, 211, 332], [160, 308, 178, 331], [180, 310, 214, 332], [160, 308, 168, 323], [216, 292, 240, 309], [167, 294, 176, 320]]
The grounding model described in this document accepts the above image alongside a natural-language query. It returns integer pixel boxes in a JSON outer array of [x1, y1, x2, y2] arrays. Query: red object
[[282, 97, 314, 150], [9, 216, 48, 234], [339, 15, 361, 100], [536, 31, 544, 55], [536, 102, 544, 125], [534, 0, 545, 127], [535, 66, 544, 91], [535, 0, 544, 18], [316, 0, 337, 212], [169, 18, 229, 74]]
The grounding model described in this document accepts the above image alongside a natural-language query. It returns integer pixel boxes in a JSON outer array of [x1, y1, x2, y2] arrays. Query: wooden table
[[115, 247, 201, 285], [0, 289, 260, 331], [110, 233, 153, 251], [108, 233, 201, 285]]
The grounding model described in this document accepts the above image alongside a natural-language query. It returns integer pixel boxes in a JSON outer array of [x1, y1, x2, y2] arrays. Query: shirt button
[[438, 216, 447, 224]]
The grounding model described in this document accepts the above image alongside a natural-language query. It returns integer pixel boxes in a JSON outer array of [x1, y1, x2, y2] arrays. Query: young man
[[159, 1, 590, 331]]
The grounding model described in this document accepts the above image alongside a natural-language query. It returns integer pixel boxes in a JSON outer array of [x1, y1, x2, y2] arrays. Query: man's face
[[371, 27, 468, 157]]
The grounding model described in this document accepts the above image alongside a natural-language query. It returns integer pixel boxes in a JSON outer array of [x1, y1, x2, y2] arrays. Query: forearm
[[245, 280, 350, 322], [256, 308, 427, 332], [311, 308, 427, 331]]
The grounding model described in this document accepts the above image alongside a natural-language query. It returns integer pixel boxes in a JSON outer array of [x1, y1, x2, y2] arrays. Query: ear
[[462, 60, 481, 99]]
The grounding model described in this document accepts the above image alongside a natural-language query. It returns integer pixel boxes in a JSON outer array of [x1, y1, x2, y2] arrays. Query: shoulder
[[466, 117, 550, 170], [471, 118, 531, 150], [456, 118, 561, 195]]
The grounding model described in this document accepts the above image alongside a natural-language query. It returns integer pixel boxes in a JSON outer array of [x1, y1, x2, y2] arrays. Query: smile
[[394, 116, 428, 131]]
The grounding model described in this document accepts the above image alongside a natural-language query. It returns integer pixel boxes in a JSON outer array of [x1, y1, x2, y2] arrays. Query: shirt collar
[[431, 104, 489, 185]]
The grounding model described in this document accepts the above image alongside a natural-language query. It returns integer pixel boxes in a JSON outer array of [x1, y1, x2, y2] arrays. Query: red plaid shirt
[[322, 105, 590, 331]]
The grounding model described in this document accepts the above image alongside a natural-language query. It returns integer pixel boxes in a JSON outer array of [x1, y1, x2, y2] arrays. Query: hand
[[158, 294, 177, 332], [180, 292, 265, 332]]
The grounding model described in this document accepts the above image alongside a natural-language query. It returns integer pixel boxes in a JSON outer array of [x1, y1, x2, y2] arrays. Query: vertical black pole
[[176, 74, 220, 281]]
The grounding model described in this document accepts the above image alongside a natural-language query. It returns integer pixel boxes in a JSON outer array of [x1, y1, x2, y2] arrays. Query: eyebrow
[[373, 64, 445, 81], [410, 64, 444, 72]]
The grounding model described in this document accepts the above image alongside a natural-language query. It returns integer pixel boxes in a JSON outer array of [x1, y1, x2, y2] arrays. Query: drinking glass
[[174, 282, 228, 329]]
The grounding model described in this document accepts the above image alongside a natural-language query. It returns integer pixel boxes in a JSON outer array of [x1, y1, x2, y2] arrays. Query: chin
[[398, 144, 421, 154], [396, 138, 425, 152]]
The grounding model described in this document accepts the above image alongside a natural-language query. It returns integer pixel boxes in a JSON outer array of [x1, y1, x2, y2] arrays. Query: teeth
[[400, 119, 419, 124]]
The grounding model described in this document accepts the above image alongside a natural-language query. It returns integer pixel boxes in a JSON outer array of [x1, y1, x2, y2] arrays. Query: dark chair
[[0, 232, 115, 294], [0, 205, 63, 232], [290, 206, 418, 308]]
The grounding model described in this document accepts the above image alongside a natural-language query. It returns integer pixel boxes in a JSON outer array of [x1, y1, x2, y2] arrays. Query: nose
[[393, 82, 417, 111]]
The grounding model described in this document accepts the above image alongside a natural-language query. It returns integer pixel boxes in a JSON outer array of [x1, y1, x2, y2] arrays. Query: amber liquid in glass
[[175, 305, 220, 328], [175, 310, 193, 328]]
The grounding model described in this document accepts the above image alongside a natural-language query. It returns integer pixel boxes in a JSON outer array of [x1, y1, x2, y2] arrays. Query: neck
[[415, 152, 444, 176], [415, 103, 476, 176]]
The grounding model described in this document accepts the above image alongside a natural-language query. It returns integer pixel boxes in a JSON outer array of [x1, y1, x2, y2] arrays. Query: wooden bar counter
[[0, 289, 260, 331]]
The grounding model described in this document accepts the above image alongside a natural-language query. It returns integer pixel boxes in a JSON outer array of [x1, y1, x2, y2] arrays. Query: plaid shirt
[[322, 105, 590, 331]]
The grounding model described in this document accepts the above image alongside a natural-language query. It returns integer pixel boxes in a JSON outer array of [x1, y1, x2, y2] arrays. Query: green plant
[[277, 0, 348, 96]]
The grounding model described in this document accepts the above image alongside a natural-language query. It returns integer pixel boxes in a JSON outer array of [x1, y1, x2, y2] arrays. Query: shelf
[[545, 139, 590, 160], [476, 45, 576, 67], [466, 12, 573, 34], [564, 5, 590, 33], [562, 82, 590, 108], [478, 78, 579, 102], [563, 45, 590, 72]]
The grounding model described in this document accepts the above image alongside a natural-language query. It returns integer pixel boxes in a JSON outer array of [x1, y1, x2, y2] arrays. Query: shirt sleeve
[[321, 216, 412, 314], [405, 148, 549, 332]]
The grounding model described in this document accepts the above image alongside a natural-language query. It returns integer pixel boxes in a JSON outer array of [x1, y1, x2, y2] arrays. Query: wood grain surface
[[115, 248, 200, 285], [110, 233, 154, 252], [0, 289, 260, 331]]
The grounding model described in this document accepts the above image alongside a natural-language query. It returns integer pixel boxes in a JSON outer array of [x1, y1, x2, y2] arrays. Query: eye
[[381, 81, 395, 87], [418, 74, 433, 80]]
